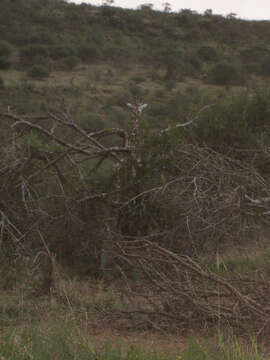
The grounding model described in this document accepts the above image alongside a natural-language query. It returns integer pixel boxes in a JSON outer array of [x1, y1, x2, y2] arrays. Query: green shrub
[[58, 55, 80, 71], [260, 56, 270, 77], [78, 45, 101, 63], [20, 44, 49, 66], [183, 55, 202, 76], [109, 90, 129, 107], [128, 81, 144, 97], [131, 75, 145, 84], [103, 46, 129, 63], [0, 56, 12, 70], [148, 101, 168, 117], [195, 87, 270, 156], [198, 45, 218, 61], [0, 76, 4, 88], [28, 64, 50, 80], [239, 46, 270, 63], [0, 40, 13, 57], [49, 45, 75, 60], [79, 113, 105, 131], [108, 106, 127, 127], [207, 62, 245, 85], [29, 31, 55, 45], [244, 62, 261, 75]]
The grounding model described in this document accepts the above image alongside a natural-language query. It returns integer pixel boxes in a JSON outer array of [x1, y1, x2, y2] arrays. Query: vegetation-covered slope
[[1, 0, 270, 346]]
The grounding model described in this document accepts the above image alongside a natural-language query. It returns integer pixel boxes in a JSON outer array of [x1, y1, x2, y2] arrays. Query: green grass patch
[[0, 323, 262, 360], [204, 247, 270, 278]]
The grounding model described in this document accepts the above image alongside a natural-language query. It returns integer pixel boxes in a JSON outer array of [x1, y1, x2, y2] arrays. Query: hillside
[[1, 0, 270, 125], [1, 1, 270, 358]]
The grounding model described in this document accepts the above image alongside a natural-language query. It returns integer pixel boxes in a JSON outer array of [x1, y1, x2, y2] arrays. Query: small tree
[[162, 2, 171, 12], [138, 3, 154, 11], [198, 45, 218, 62], [20, 44, 49, 67], [204, 9, 213, 16], [260, 56, 270, 77], [102, 0, 114, 5], [0, 76, 4, 88], [207, 62, 245, 85], [78, 45, 101, 63], [49, 45, 75, 60], [58, 55, 80, 71], [0, 41, 13, 57], [0, 57, 12, 70], [28, 64, 50, 80]]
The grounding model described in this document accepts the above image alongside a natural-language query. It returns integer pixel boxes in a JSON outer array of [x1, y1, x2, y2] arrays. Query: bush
[[109, 90, 129, 107], [20, 44, 49, 67], [77, 45, 101, 63], [29, 32, 55, 45], [195, 88, 270, 154], [28, 65, 50, 80], [128, 81, 144, 97], [207, 62, 245, 85], [0, 40, 13, 57], [49, 45, 75, 60], [103, 47, 129, 63], [0, 56, 12, 70], [239, 46, 270, 63], [243, 62, 261, 75], [0, 76, 4, 88], [131, 75, 145, 84], [79, 112, 104, 131], [58, 55, 80, 71], [197, 45, 218, 62], [260, 56, 270, 77], [182, 55, 202, 76]]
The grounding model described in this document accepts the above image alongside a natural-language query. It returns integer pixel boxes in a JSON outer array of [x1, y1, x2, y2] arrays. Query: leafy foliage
[[49, 44, 76, 60], [0, 76, 4, 88], [20, 44, 50, 67], [0, 56, 12, 70], [207, 61, 245, 85], [78, 44, 102, 63], [260, 56, 270, 77], [28, 64, 50, 79], [0, 40, 13, 57], [197, 45, 218, 62]]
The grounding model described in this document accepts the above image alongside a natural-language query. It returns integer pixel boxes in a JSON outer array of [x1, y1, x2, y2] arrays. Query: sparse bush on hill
[[29, 31, 55, 45], [183, 54, 202, 76], [239, 45, 270, 63], [78, 44, 102, 63], [58, 55, 80, 71], [49, 44, 76, 60], [207, 61, 245, 85], [28, 64, 50, 79], [260, 56, 270, 77], [0, 40, 13, 57], [0, 57, 12, 70], [128, 81, 144, 97], [197, 45, 218, 61], [0, 76, 4, 88], [243, 62, 261, 75], [20, 44, 50, 67], [195, 88, 270, 171], [79, 112, 105, 131]]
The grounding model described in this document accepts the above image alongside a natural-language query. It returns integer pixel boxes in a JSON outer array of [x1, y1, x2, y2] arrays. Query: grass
[[0, 320, 262, 359], [0, 269, 265, 360], [202, 239, 270, 279], [0, 44, 269, 360]]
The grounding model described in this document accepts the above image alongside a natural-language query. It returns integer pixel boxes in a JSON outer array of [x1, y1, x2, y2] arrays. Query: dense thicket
[[1, 0, 270, 280], [0, 87, 270, 279]]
